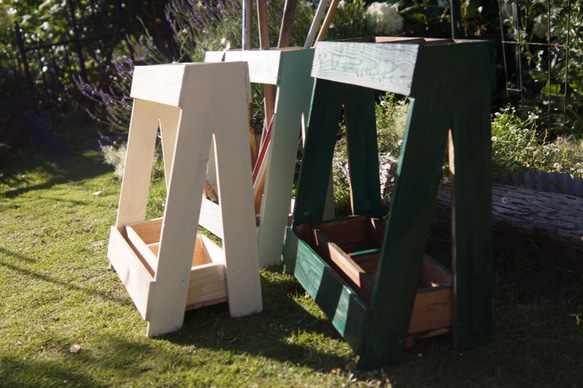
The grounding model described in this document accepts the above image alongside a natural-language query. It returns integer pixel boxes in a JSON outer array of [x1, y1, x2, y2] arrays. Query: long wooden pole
[[243, 0, 253, 49], [315, 0, 339, 42], [256, 0, 276, 128], [277, 0, 297, 48], [304, 0, 330, 48]]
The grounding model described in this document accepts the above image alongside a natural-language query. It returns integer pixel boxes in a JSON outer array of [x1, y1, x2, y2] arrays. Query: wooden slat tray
[[289, 216, 452, 337], [123, 218, 228, 310]]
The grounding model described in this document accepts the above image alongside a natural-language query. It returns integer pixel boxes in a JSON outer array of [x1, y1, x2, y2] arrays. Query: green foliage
[[491, 106, 583, 177], [499, 0, 583, 137]]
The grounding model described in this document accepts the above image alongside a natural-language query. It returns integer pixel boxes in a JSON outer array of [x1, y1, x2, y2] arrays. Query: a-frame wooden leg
[[450, 44, 493, 349], [145, 106, 213, 337]]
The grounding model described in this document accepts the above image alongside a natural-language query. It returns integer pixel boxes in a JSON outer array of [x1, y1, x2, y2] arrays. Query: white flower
[[532, 14, 549, 39], [365, 2, 404, 36]]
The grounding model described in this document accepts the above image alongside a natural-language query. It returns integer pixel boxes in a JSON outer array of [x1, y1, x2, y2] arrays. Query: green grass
[[1, 127, 582, 387]]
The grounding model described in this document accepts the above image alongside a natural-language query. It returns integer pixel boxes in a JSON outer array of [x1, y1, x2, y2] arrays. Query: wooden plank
[[125, 223, 159, 272], [317, 235, 374, 303], [205, 50, 284, 85], [256, 0, 276, 126], [282, 227, 367, 351], [449, 42, 494, 349], [130, 64, 188, 106], [358, 44, 454, 369], [107, 226, 154, 319], [315, 0, 340, 42], [343, 85, 382, 219], [277, 0, 296, 48], [408, 287, 452, 334], [304, 0, 330, 48], [199, 198, 224, 239], [419, 255, 453, 286], [311, 41, 420, 95], [126, 218, 163, 244], [145, 62, 259, 336], [115, 99, 160, 228], [292, 78, 344, 226], [211, 63, 263, 316], [253, 49, 316, 266], [242, 0, 252, 49], [317, 216, 385, 252], [158, 105, 181, 186], [186, 235, 228, 309]]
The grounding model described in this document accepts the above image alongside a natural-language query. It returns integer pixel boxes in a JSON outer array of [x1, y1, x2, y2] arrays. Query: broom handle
[[277, 0, 297, 48], [242, 0, 252, 50], [304, 0, 331, 48], [315, 0, 340, 42]]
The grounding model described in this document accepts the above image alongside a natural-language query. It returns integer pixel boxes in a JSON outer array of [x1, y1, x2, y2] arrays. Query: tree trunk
[[432, 182, 583, 270]]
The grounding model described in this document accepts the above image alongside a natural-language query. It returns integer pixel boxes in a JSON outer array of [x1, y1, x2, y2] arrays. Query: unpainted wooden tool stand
[[283, 37, 494, 369], [203, 48, 322, 267], [107, 62, 262, 337]]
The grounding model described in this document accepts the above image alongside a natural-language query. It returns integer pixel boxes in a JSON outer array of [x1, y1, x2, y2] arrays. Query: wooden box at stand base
[[108, 219, 227, 316], [284, 216, 453, 346]]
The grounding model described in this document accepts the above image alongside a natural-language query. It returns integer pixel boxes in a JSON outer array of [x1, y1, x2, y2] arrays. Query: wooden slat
[[107, 226, 154, 319], [256, 49, 316, 266], [282, 227, 368, 351], [449, 42, 494, 349], [186, 235, 227, 309], [126, 218, 163, 244], [130, 64, 188, 106], [115, 99, 160, 228], [205, 50, 283, 85], [315, 0, 339, 42], [311, 41, 420, 95], [277, 0, 296, 48], [125, 223, 159, 272], [343, 85, 382, 219], [207, 64, 263, 318], [356, 44, 454, 369], [316, 216, 385, 252], [292, 79, 344, 226], [419, 255, 453, 286], [408, 287, 452, 334], [199, 198, 224, 239]]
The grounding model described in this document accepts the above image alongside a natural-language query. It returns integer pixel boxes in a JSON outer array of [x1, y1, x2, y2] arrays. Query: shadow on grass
[[0, 246, 129, 305], [1, 146, 111, 199], [161, 267, 355, 373]]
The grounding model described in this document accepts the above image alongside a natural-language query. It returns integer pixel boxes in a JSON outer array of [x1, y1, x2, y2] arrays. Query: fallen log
[[433, 181, 583, 271]]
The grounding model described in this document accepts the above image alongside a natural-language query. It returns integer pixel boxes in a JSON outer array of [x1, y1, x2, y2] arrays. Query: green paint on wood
[[292, 79, 344, 226], [285, 38, 494, 370], [282, 226, 367, 351]]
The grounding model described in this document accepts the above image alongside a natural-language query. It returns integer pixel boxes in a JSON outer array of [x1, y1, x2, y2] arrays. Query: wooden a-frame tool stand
[[203, 48, 331, 267], [107, 62, 262, 337], [283, 38, 494, 369]]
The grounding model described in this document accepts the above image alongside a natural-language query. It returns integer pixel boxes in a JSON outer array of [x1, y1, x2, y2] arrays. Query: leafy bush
[[491, 106, 583, 177]]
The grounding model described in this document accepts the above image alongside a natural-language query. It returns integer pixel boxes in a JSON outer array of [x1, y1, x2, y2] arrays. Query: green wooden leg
[[343, 85, 382, 219], [293, 79, 344, 226], [358, 46, 453, 368], [450, 43, 494, 349]]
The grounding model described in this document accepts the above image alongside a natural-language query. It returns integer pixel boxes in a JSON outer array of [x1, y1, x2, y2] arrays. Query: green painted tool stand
[[282, 37, 494, 369]]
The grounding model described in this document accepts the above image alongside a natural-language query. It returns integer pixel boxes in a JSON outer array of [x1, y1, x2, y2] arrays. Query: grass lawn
[[1, 124, 582, 387]]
